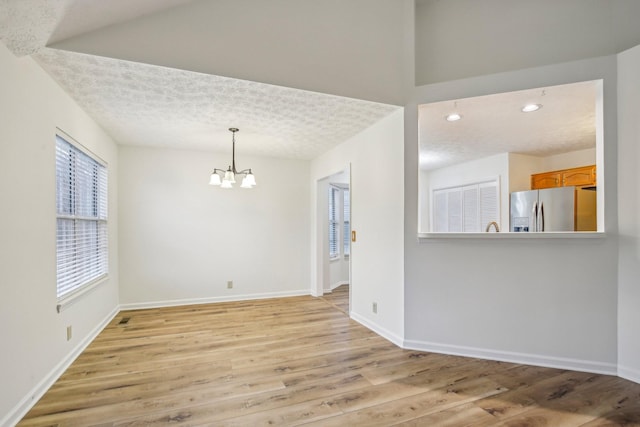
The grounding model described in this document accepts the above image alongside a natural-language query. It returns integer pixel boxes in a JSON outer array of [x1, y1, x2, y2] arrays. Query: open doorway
[[317, 168, 351, 315]]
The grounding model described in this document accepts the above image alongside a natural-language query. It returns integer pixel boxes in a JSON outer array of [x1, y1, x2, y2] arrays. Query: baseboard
[[119, 290, 310, 311], [350, 311, 404, 348], [2, 306, 119, 427], [618, 365, 640, 385], [329, 281, 349, 291], [403, 339, 618, 376]]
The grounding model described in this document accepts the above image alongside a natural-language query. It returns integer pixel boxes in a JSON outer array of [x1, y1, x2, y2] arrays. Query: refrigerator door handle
[[540, 202, 545, 232], [532, 201, 538, 232]]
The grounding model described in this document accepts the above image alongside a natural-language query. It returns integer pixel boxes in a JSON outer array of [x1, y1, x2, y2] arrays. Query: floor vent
[[118, 317, 131, 325]]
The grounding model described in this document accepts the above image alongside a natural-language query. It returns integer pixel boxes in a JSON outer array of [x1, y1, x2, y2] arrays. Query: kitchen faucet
[[485, 221, 500, 232]]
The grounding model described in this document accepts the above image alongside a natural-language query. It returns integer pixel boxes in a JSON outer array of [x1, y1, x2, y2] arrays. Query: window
[[343, 189, 350, 256], [329, 185, 350, 259], [432, 179, 499, 232], [56, 134, 108, 306], [329, 187, 339, 258]]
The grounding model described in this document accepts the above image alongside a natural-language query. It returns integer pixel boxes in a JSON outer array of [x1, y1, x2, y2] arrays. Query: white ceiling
[[419, 80, 598, 170], [0, 0, 399, 159]]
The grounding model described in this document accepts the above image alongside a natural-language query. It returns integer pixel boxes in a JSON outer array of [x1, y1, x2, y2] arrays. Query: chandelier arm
[[231, 130, 237, 174], [236, 168, 253, 175]]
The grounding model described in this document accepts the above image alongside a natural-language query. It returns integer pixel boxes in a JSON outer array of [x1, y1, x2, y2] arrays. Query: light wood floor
[[319, 284, 349, 314], [19, 293, 640, 426]]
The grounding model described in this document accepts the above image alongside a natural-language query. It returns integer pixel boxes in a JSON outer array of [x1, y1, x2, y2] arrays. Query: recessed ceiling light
[[445, 113, 462, 122], [521, 103, 542, 113]]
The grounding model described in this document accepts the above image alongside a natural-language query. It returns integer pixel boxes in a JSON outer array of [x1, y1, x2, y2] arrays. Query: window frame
[[55, 132, 108, 312], [343, 188, 350, 257]]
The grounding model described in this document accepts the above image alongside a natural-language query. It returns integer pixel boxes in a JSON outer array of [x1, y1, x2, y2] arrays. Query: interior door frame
[[313, 165, 351, 314]]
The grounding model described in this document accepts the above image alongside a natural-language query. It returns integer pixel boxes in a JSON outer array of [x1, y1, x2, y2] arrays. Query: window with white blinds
[[328, 187, 339, 258], [56, 135, 108, 303], [432, 179, 499, 232], [343, 189, 350, 256]]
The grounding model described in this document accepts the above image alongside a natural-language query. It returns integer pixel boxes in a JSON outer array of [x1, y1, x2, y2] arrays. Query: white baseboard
[[618, 365, 640, 385], [3, 306, 119, 427], [329, 281, 349, 291], [350, 311, 404, 348], [119, 290, 310, 311], [403, 339, 618, 376]]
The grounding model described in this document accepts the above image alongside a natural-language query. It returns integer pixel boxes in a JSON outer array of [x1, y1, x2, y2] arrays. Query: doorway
[[316, 168, 351, 315]]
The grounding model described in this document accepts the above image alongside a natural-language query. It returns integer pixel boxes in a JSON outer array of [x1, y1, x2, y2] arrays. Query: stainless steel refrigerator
[[510, 187, 575, 232]]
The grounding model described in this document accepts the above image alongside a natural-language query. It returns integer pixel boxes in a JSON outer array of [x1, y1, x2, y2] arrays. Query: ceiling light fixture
[[208, 128, 256, 189], [521, 103, 542, 113], [445, 101, 462, 122], [522, 89, 545, 113]]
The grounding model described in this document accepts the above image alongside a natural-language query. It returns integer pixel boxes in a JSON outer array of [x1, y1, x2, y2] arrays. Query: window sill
[[57, 275, 108, 313], [418, 231, 606, 241]]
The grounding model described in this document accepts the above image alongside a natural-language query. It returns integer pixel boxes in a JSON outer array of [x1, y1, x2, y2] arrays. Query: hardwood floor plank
[[113, 372, 371, 426], [18, 294, 640, 426], [390, 402, 500, 427]]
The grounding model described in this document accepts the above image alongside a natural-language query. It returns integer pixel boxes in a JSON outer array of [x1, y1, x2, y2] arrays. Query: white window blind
[[328, 187, 339, 258], [343, 189, 350, 256], [56, 135, 108, 303], [432, 178, 499, 232]]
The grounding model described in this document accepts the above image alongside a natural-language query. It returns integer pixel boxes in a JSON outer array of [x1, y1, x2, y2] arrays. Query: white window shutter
[[432, 178, 500, 233], [447, 189, 463, 232], [480, 181, 499, 229], [463, 185, 479, 232]]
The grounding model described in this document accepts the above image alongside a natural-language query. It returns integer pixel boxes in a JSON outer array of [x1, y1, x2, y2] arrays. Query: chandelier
[[208, 128, 256, 189]]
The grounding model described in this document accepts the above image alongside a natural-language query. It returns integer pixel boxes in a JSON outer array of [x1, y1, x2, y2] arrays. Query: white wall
[[404, 56, 619, 374], [118, 146, 310, 307], [540, 148, 596, 172], [415, 0, 640, 85], [617, 44, 640, 383], [508, 153, 543, 193], [311, 109, 405, 344], [0, 42, 120, 425], [421, 153, 509, 231]]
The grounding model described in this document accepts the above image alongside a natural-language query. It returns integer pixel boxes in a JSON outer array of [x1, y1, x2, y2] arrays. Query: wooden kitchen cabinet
[[531, 171, 562, 189], [531, 165, 596, 189], [562, 165, 596, 187]]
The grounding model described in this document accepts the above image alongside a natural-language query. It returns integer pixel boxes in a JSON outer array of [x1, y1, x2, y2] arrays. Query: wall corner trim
[[618, 365, 640, 385], [2, 306, 120, 427], [350, 311, 404, 348], [402, 339, 618, 376]]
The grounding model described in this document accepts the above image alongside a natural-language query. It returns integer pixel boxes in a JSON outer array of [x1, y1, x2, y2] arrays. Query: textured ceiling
[[0, 0, 399, 159], [419, 80, 598, 170], [0, 0, 68, 56], [34, 49, 397, 158]]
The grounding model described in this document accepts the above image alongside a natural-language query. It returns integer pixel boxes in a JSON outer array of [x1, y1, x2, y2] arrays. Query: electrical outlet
[[227, 280, 233, 289], [372, 302, 378, 314], [66, 326, 72, 341]]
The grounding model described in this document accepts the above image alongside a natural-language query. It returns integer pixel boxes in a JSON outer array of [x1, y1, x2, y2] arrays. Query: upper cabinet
[[562, 165, 596, 187], [531, 165, 596, 189], [531, 171, 562, 189]]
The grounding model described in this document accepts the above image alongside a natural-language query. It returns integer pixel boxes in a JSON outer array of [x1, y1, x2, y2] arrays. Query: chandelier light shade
[[208, 128, 256, 189]]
